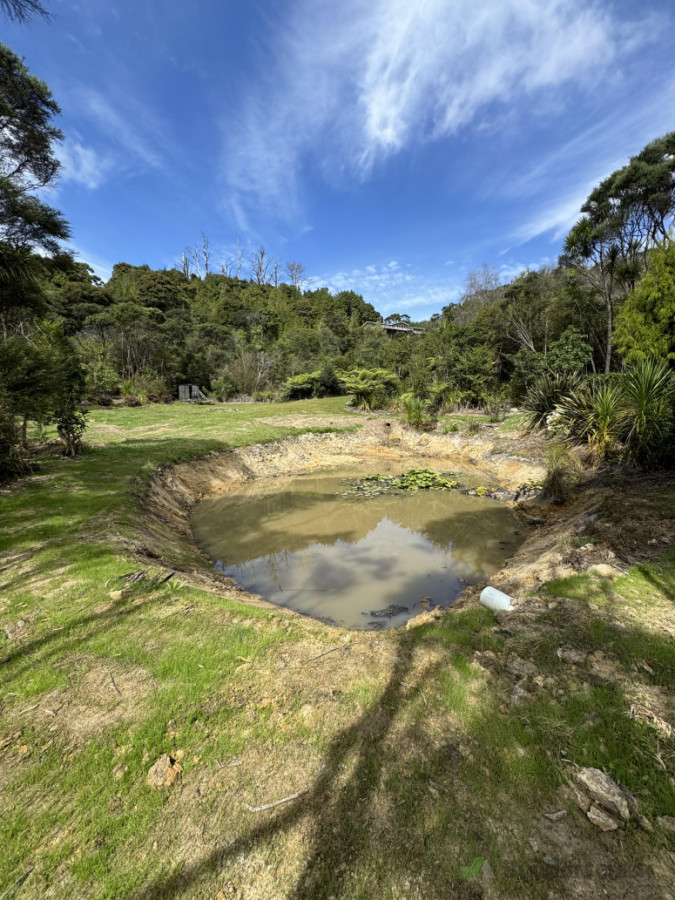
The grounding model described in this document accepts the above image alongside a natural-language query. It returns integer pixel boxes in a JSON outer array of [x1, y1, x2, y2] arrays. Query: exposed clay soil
[[138, 420, 551, 611]]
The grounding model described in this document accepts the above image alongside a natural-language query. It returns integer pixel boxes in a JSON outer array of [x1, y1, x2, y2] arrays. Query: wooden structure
[[178, 384, 208, 402], [363, 319, 422, 336]]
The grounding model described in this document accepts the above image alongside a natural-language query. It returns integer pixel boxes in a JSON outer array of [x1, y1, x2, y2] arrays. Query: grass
[[1, 399, 673, 898]]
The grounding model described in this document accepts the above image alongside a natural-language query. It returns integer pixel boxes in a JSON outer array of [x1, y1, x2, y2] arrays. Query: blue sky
[[4, 0, 675, 318]]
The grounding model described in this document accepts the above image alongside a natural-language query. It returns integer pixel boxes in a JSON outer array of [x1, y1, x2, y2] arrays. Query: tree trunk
[[604, 296, 613, 374]]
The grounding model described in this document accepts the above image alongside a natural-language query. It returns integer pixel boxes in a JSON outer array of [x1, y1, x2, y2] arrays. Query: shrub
[[123, 395, 141, 407], [524, 372, 581, 431], [211, 369, 237, 401], [483, 389, 510, 423], [282, 371, 320, 401], [53, 393, 88, 457], [338, 368, 400, 411], [552, 380, 625, 461], [399, 393, 436, 431], [541, 442, 581, 504], [466, 420, 482, 435], [622, 357, 675, 467]]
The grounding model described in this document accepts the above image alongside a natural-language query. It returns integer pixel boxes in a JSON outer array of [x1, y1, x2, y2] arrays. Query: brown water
[[190, 462, 527, 630]]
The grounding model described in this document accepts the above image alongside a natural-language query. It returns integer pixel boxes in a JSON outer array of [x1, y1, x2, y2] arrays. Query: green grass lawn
[[1, 400, 673, 899]]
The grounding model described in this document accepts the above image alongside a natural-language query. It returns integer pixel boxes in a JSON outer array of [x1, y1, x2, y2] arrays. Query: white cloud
[[313, 261, 462, 317], [74, 87, 166, 171], [503, 76, 675, 245], [223, 0, 653, 225], [57, 139, 112, 190]]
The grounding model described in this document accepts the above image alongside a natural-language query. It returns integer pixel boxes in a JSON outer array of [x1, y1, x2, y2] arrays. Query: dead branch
[[302, 647, 340, 665], [110, 674, 122, 697], [243, 789, 308, 813]]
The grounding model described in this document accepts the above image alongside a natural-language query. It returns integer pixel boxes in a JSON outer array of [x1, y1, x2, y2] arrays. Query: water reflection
[[191, 467, 526, 630]]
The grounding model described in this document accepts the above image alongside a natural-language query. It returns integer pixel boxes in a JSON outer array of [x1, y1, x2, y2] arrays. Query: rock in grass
[[556, 646, 587, 664], [146, 753, 183, 789], [657, 816, 675, 834], [112, 763, 128, 780], [575, 768, 630, 822], [587, 805, 619, 831]]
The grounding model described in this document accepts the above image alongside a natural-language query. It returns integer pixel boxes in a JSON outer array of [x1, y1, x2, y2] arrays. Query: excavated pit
[[140, 420, 571, 627]]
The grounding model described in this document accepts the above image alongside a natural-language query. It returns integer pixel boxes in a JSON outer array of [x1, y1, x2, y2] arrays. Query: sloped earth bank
[[128, 420, 675, 899], [141, 419, 547, 607]]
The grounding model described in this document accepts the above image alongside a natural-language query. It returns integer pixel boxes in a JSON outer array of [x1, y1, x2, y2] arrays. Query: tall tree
[[0, 0, 48, 22]]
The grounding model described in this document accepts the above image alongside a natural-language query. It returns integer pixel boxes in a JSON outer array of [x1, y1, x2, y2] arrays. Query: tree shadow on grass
[[131, 631, 453, 900]]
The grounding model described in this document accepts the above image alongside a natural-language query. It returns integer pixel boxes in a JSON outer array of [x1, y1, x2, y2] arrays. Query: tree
[[614, 244, 675, 366], [286, 261, 307, 290], [249, 246, 271, 285], [0, 0, 49, 23], [562, 217, 622, 373], [0, 42, 69, 259]]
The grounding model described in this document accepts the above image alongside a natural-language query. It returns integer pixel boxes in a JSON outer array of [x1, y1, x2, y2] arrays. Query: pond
[[190, 461, 527, 630]]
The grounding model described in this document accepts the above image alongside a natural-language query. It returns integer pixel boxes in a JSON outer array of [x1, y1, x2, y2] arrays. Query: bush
[[338, 368, 400, 411], [622, 357, 675, 467], [399, 393, 436, 431], [552, 380, 625, 461], [524, 372, 581, 431], [483, 390, 510, 423], [211, 369, 237, 401], [541, 442, 581, 504], [123, 395, 141, 407], [282, 371, 320, 401], [53, 394, 87, 457]]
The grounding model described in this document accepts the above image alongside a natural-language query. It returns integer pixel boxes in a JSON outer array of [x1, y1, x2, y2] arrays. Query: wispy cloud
[[72, 87, 167, 172], [223, 0, 654, 227], [314, 260, 462, 316], [504, 75, 675, 246], [56, 138, 113, 190]]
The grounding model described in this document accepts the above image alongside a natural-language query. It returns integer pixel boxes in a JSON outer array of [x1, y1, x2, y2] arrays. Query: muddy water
[[190, 460, 527, 630]]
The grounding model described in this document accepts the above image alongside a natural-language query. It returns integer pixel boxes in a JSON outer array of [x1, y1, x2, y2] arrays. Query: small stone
[[656, 816, 675, 834], [112, 763, 128, 780], [506, 655, 538, 678], [146, 753, 183, 789], [544, 810, 567, 822], [556, 646, 587, 665], [587, 805, 619, 831], [109, 589, 132, 601], [575, 768, 630, 821]]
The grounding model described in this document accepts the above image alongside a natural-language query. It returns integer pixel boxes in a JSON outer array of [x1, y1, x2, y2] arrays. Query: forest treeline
[[1, 38, 674, 476]]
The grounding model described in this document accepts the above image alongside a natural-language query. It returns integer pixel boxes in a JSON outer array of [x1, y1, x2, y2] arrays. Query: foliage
[[339, 467, 458, 498], [483, 389, 510, 422], [622, 358, 675, 467], [551, 379, 625, 461], [53, 391, 87, 456], [534, 360, 675, 468], [541, 442, 581, 504], [339, 367, 399, 410], [524, 372, 581, 431], [615, 244, 675, 366], [399, 392, 436, 431]]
